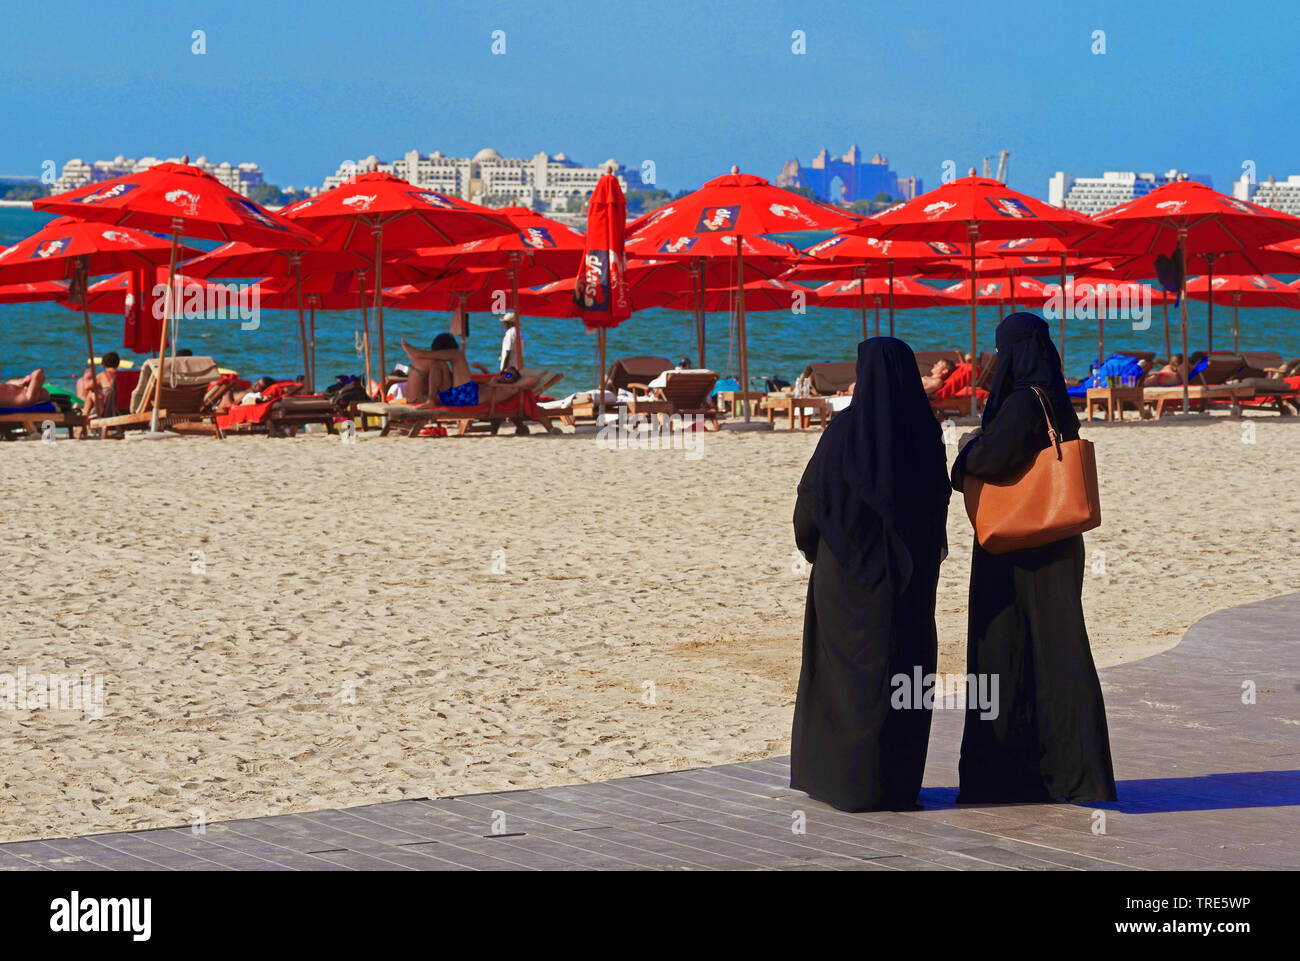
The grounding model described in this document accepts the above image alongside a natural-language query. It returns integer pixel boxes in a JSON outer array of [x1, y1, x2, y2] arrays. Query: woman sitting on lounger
[[401, 333, 539, 432]]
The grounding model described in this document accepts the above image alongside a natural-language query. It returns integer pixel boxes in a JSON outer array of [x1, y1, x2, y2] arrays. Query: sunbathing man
[[920, 358, 954, 396], [0, 368, 49, 408], [401, 334, 540, 433]]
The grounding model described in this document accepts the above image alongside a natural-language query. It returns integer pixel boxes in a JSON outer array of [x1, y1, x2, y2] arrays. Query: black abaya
[[951, 314, 1117, 804], [789, 337, 950, 812]]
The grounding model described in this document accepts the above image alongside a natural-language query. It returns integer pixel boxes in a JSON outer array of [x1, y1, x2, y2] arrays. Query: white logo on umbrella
[[1154, 200, 1187, 214], [664, 237, 693, 253], [165, 189, 201, 215], [1212, 277, 1228, 287], [37, 239, 67, 257], [342, 194, 378, 211], [1250, 276, 1270, 289], [924, 201, 957, 218], [768, 203, 814, 224], [102, 230, 144, 247], [0, 244, 16, 260]]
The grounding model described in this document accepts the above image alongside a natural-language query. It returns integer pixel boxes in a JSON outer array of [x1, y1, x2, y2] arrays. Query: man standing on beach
[[499, 311, 522, 371]]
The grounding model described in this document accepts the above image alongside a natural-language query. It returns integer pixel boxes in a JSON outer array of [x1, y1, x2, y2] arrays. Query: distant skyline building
[[777, 146, 922, 203], [53, 155, 264, 197], [1047, 169, 1213, 215], [1233, 173, 1300, 217], [319, 149, 629, 210]]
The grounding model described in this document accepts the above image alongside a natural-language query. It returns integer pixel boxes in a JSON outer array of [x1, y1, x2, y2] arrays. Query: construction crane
[[981, 150, 1011, 183]]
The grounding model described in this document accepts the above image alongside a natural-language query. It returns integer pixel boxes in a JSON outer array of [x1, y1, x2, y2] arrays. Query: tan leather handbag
[[963, 386, 1101, 554]]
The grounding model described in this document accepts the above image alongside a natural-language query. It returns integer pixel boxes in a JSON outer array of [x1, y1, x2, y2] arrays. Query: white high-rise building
[[53, 155, 264, 196], [1233, 174, 1300, 217], [320, 148, 628, 210], [1048, 170, 1212, 215]]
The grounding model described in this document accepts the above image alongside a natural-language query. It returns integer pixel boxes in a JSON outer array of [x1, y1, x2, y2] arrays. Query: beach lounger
[[359, 376, 561, 436], [89, 355, 227, 438], [0, 403, 86, 440], [604, 356, 675, 394], [805, 361, 857, 396], [929, 362, 988, 416], [1144, 383, 1256, 418], [626, 370, 721, 429], [913, 349, 965, 381], [215, 388, 341, 437]]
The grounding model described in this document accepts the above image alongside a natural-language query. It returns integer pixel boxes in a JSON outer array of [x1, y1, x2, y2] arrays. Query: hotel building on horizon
[[1233, 174, 1300, 217], [1047, 169, 1213, 215], [319, 149, 630, 210], [52, 155, 264, 196]]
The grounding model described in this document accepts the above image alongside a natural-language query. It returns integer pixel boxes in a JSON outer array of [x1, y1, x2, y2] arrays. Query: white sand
[[2, 414, 1297, 841]]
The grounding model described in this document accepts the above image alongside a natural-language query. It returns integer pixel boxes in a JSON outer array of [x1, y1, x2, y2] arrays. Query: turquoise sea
[[4, 207, 1298, 394]]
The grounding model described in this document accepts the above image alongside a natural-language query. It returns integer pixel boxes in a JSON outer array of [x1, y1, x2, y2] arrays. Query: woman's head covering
[[800, 337, 951, 590], [982, 312, 1079, 435]]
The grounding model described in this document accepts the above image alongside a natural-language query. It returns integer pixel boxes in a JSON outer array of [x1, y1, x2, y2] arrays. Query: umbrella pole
[[1162, 299, 1171, 359], [1205, 254, 1215, 354], [1178, 227, 1189, 415], [858, 273, 868, 342], [737, 238, 750, 421], [511, 255, 523, 369], [1009, 269, 1017, 313], [1233, 295, 1240, 353], [150, 221, 182, 433], [968, 226, 979, 417], [75, 258, 97, 386], [294, 256, 311, 392], [1098, 292, 1105, 363], [1058, 254, 1067, 366], [309, 303, 317, 389], [360, 272, 373, 395], [888, 259, 895, 337], [597, 327, 607, 421], [373, 227, 386, 388], [874, 301, 880, 338], [694, 262, 706, 369]]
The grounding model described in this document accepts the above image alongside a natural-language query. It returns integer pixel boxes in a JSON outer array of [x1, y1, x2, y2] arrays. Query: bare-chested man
[[0, 368, 49, 408], [400, 334, 543, 433]]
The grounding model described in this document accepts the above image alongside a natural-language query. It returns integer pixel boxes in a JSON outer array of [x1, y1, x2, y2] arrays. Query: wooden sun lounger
[[358, 394, 558, 437], [90, 380, 227, 438], [1143, 384, 1255, 418], [0, 409, 86, 440]]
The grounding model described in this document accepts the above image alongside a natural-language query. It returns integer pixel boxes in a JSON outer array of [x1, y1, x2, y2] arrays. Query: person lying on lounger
[[0, 368, 49, 408], [401, 334, 540, 433], [920, 358, 954, 396]]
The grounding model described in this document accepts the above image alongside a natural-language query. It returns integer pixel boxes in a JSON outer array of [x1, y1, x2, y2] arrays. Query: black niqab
[[799, 337, 951, 590], [981, 312, 1079, 436]]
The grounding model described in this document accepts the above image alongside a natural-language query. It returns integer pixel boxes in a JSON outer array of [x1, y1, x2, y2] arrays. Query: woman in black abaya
[[950, 312, 1116, 804], [791, 338, 951, 812]]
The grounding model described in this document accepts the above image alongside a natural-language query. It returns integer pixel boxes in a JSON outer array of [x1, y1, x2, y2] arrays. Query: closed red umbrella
[[631, 169, 855, 418], [846, 176, 1103, 413], [278, 171, 512, 389], [33, 161, 319, 431], [1092, 180, 1300, 411], [574, 173, 632, 410]]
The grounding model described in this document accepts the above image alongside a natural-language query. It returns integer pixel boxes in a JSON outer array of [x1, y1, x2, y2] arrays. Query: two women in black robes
[[790, 338, 952, 811], [950, 313, 1117, 804]]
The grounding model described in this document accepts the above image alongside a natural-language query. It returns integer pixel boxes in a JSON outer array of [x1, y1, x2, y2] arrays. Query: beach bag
[[963, 386, 1101, 554]]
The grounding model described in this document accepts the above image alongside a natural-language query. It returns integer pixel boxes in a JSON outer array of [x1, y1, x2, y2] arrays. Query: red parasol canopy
[[32, 162, 318, 248], [0, 280, 68, 305], [0, 218, 201, 284], [67, 267, 248, 315], [941, 276, 1052, 306]]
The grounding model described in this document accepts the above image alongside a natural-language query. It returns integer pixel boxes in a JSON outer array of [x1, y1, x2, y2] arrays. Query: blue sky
[[1, 0, 1295, 198]]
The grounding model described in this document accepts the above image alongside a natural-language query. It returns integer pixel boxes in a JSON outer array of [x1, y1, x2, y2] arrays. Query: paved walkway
[[4, 594, 1297, 871]]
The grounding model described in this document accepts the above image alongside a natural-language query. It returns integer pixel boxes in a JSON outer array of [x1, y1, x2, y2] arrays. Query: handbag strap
[[1028, 386, 1063, 460]]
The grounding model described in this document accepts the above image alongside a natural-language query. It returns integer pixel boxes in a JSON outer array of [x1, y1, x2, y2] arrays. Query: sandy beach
[[1, 414, 1297, 842]]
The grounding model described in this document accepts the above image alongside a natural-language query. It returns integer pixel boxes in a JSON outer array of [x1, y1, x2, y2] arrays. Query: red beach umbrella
[[1187, 273, 1300, 353], [941, 276, 1053, 307], [813, 275, 953, 340], [0, 280, 68, 305], [1091, 180, 1300, 411], [574, 173, 632, 407], [667, 278, 819, 313], [277, 171, 512, 389], [69, 268, 249, 316], [631, 169, 856, 418], [845, 176, 1103, 413], [33, 161, 319, 431], [0, 217, 202, 382]]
